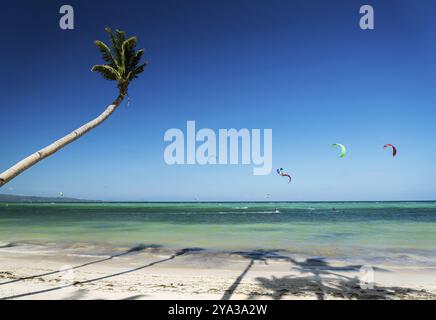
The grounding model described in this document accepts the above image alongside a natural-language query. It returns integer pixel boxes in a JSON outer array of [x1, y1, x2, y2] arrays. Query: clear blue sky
[[0, 0, 435, 201]]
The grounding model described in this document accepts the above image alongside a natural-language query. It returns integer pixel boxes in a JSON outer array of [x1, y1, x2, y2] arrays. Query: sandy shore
[[0, 243, 435, 300]]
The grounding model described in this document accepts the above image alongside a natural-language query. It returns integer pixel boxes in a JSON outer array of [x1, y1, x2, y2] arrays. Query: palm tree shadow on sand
[[0, 246, 204, 300], [249, 273, 430, 300], [222, 250, 431, 300], [0, 244, 160, 286], [221, 250, 288, 300]]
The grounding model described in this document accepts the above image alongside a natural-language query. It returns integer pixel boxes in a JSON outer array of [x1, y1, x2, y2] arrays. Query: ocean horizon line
[[1, 198, 436, 204]]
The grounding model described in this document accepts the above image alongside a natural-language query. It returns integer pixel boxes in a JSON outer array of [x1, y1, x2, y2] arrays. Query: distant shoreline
[[0, 194, 100, 203], [0, 194, 436, 204], [0, 194, 435, 204]]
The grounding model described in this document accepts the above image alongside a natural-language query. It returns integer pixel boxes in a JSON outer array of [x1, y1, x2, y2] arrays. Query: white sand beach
[[1, 243, 435, 300]]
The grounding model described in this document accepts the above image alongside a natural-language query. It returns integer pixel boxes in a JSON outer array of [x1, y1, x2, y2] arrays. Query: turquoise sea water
[[1, 202, 436, 260]]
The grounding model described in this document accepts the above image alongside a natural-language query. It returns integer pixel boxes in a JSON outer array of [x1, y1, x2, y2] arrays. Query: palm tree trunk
[[0, 93, 125, 187]]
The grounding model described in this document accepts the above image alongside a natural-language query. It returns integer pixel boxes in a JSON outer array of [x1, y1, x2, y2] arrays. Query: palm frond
[[105, 27, 122, 66], [91, 65, 120, 81], [128, 49, 145, 70], [121, 37, 137, 71], [127, 63, 147, 81], [94, 40, 117, 67], [116, 29, 126, 45]]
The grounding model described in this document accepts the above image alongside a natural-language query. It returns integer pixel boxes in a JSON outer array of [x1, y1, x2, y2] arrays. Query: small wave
[[231, 206, 249, 209], [238, 210, 281, 214], [0, 242, 14, 248]]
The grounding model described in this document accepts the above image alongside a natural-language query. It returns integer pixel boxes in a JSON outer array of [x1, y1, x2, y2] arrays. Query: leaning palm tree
[[0, 28, 146, 187]]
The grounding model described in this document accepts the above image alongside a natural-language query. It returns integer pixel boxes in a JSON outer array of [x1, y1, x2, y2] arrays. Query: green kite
[[332, 143, 346, 158]]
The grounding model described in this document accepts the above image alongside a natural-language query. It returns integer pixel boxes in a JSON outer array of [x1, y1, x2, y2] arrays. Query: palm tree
[[0, 28, 146, 187]]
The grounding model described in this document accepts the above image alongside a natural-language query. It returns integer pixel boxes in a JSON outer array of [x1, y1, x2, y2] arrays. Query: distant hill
[[0, 194, 99, 203]]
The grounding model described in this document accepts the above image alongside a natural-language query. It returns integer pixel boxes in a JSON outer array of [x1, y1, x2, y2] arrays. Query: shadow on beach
[[247, 274, 428, 300], [0, 244, 160, 286], [221, 250, 283, 300], [0, 245, 203, 300], [222, 249, 430, 300], [1, 246, 432, 300]]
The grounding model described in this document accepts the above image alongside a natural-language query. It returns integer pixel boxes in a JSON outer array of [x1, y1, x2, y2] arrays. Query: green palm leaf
[[128, 63, 147, 81], [129, 49, 145, 70], [104, 27, 122, 67], [91, 65, 120, 81], [121, 37, 137, 70], [94, 40, 117, 67]]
